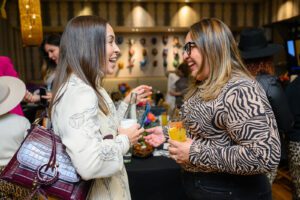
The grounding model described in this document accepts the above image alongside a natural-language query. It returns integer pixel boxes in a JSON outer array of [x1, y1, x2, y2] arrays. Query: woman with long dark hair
[[24, 34, 61, 104], [50, 15, 152, 199]]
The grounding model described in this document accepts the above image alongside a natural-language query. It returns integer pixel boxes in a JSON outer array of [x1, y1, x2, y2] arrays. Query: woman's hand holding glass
[[144, 126, 166, 147], [145, 122, 192, 164], [168, 138, 193, 164], [118, 123, 144, 145], [168, 121, 187, 142]]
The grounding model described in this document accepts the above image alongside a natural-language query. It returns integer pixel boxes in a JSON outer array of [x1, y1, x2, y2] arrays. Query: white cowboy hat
[[0, 76, 26, 115]]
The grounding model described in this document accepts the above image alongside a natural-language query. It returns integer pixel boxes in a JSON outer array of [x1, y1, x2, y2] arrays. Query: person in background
[[24, 34, 61, 104], [285, 75, 300, 199], [238, 28, 294, 184], [169, 62, 190, 108], [50, 15, 152, 199], [145, 18, 280, 200], [0, 56, 24, 116], [111, 91, 123, 109], [0, 76, 31, 199], [165, 71, 179, 114]]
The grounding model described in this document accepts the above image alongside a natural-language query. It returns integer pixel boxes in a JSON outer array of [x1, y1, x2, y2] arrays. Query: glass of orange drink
[[168, 121, 187, 142]]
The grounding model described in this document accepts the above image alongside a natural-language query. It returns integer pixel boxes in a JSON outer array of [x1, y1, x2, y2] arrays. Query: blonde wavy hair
[[185, 18, 252, 101]]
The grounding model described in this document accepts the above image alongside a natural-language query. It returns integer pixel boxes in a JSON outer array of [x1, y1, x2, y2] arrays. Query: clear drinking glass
[[122, 92, 138, 163], [168, 121, 187, 142], [120, 119, 137, 163]]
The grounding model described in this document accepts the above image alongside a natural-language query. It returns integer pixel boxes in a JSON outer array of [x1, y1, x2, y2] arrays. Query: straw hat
[[238, 28, 283, 59], [0, 76, 26, 115]]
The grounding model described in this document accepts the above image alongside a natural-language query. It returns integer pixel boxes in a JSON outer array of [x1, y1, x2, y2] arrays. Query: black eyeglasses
[[183, 41, 196, 56]]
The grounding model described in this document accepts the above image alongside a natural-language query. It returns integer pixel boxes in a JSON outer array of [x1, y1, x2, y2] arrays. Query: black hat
[[238, 28, 282, 59]]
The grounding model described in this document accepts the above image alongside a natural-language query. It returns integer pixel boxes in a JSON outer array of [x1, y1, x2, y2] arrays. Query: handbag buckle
[[36, 163, 59, 185]]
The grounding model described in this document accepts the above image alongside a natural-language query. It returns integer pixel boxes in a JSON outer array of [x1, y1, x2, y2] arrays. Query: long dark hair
[[40, 34, 61, 68], [40, 34, 61, 82], [50, 15, 109, 116]]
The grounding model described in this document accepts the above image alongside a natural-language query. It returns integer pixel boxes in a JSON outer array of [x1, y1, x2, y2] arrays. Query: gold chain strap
[[0, 166, 38, 200]]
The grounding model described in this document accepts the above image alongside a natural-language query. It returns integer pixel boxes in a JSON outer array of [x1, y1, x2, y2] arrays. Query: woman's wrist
[[116, 134, 131, 155]]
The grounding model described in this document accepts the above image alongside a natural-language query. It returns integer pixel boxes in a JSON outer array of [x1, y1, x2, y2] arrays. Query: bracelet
[[162, 125, 169, 140]]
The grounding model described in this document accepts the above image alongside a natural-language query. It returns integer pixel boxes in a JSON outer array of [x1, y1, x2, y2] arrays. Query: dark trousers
[[181, 170, 272, 200]]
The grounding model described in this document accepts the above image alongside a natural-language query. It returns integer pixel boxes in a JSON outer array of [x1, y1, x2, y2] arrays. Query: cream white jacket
[[0, 114, 30, 167], [52, 74, 131, 200]]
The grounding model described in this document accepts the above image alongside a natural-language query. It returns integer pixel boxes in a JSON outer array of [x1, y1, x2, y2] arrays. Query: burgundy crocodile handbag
[[0, 124, 92, 200]]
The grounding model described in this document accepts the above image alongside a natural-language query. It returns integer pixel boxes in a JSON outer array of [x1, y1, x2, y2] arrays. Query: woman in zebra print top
[[145, 18, 280, 200]]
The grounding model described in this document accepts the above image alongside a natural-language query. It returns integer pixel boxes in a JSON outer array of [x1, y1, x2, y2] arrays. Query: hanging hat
[[153, 60, 158, 67], [140, 38, 146, 46], [162, 35, 168, 45], [0, 76, 26, 115], [128, 38, 135, 45], [116, 36, 123, 45], [152, 48, 158, 56], [118, 61, 124, 69], [142, 48, 147, 56], [238, 28, 283, 59], [151, 37, 157, 45]]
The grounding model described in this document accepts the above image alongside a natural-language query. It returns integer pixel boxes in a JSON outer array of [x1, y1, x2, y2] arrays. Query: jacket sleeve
[[264, 77, 294, 133], [189, 82, 281, 175], [0, 56, 18, 77], [55, 86, 130, 180]]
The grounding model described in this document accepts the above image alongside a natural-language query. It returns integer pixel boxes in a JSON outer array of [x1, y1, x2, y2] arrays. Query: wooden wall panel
[[192, 3, 201, 21], [201, 3, 210, 19], [98, 2, 108, 21], [3, 0, 300, 82], [147, 2, 155, 27], [60, 2, 68, 26], [36, 1, 270, 29], [24, 47, 33, 81], [156, 3, 165, 26], [245, 4, 254, 27], [223, 3, 231, 26], [49, 2, 58, 26], [214, 3, 223, 20], [0, 18, 40, 81], [237, 3, 245, 28], [260, 0, 300, 24], [170, 3, 179, 27], [108, 2, 117, 26], [272, 0, 277, 22]]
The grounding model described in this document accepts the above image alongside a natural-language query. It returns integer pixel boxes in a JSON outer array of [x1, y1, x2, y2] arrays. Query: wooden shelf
[[41, 0, 261, 3], [115, 26, 189, 33], [43, 26, 189, 33], [43, 25, 247, 34]]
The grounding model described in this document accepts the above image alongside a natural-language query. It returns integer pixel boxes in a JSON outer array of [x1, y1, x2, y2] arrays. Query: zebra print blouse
[[181, 77, 281, 175]]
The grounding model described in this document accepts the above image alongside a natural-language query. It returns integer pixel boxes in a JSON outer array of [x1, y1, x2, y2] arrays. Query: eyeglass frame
[[183, 41, 196, 56]]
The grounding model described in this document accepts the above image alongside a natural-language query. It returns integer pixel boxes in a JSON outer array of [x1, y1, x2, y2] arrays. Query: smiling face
[[105, 24, 120, 75], [183, 32, 209, 81], [44, 44, 60, 64]]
